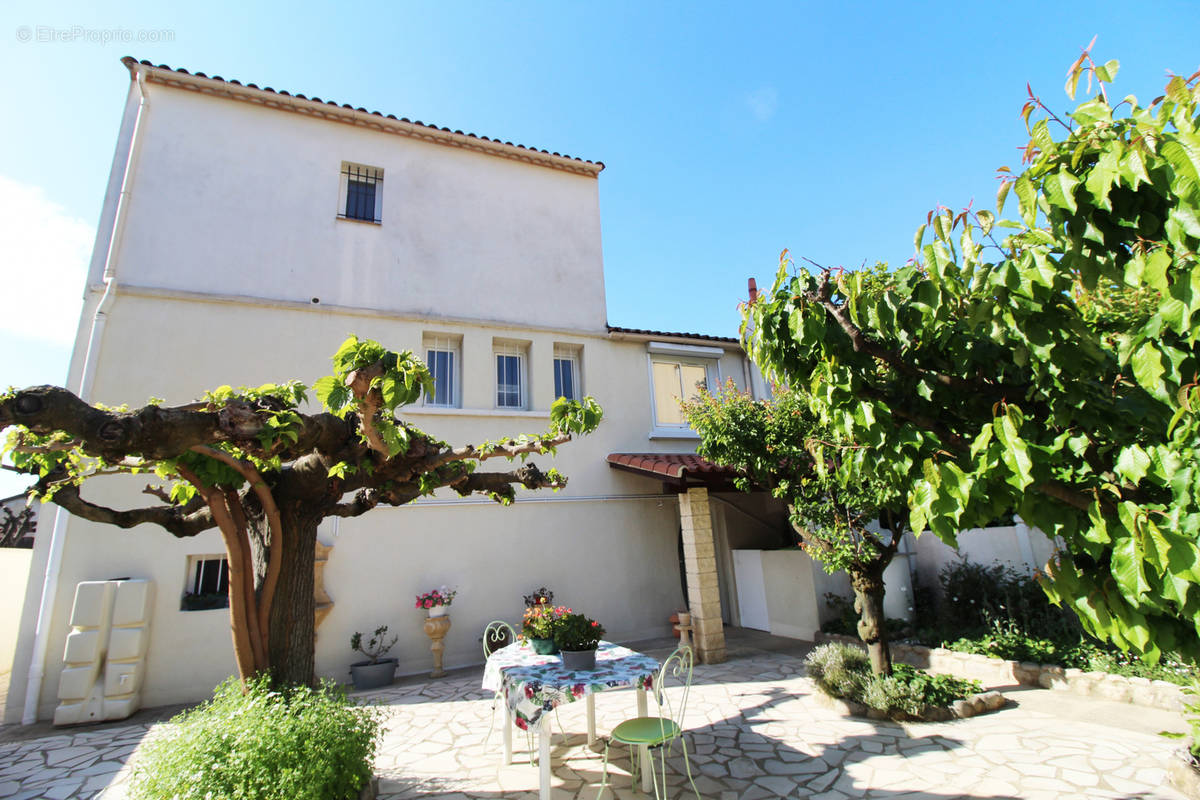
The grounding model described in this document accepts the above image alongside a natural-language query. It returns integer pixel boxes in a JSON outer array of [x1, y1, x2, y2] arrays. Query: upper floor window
[[424, 334, 461, 407], [646, 341, 723, 434], [553, 345, 581, 401], [494, 340, 529, 410], [338, 162, 383, 224]]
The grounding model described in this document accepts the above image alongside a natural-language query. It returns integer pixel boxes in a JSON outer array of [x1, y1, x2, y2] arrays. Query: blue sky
[[0, 0, 1196, 496]]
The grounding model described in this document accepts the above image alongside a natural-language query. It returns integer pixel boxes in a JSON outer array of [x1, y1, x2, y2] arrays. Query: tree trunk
[[851, 567, 892, 676], [235, 502, 318, 686], [262, 506, 318, 685]]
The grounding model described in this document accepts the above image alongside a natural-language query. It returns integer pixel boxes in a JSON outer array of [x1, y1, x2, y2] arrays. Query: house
[[5, 58, 890, 725]]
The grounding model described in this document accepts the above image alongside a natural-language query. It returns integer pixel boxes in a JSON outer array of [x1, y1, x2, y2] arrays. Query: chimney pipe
[[747, 277, 758, 305]]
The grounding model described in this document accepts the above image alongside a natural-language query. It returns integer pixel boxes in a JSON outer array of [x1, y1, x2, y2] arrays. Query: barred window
[[338, 163, 383, 223]]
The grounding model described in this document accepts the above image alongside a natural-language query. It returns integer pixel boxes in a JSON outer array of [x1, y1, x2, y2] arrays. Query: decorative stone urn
[[422, 615, 452, 678]]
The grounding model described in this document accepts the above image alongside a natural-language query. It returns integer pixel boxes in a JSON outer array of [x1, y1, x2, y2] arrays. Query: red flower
[[423, 599, 433, 608]]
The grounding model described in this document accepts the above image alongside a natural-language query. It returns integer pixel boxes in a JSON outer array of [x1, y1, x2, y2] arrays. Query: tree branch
[[451, 463, 565, 497], [445, 433, 572, 466], [809, 271, 1009, 397], [346, 362, 390, 456], [0, 385, 354, 465], [188, 445, 287, 646], [42, 473, 216, 538]]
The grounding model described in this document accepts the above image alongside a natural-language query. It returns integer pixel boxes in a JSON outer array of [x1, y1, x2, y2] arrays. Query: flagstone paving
[[0, 634, 1189, 799]]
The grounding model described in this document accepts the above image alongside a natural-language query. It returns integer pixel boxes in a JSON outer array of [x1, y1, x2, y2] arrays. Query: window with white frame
[[337, 162, 383, 223], [494, 340, 529, 410], [181, 555, 229, 611], [646, 342, 722, 432], [553, 345, 581, 401], [423, 334, 461, 407]]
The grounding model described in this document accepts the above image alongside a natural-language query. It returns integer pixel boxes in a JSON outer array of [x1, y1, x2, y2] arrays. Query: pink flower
[[423, 599, 433, 608], [414, 600, 421, 609]]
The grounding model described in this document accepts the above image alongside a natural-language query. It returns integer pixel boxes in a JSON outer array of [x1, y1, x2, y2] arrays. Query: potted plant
[[522, 603, 569, 655], [554, 612, 605, 671], [523, 586, 554, 607], [349, 625, 399, 690], [415, 585, 457, 617]]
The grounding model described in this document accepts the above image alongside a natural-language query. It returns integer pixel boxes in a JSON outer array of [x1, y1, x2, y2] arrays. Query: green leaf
[[1014, 175, 1037, 227], [976, 210, 994, 236], [993, 406, 1034, 490], [1115, 445, 1151, 486], [996, 180, 1012, 216], [1112, 526, 1152, 601], [1131, 341, 1168, 401]]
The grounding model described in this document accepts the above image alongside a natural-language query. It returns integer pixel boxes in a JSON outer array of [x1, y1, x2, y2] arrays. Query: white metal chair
[[482, 620, 517, 750], [597, 645, 701, 799]]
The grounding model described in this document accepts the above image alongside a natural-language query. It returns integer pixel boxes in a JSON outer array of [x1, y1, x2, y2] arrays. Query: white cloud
[[746, 87, 779, 123], [0, 175, 94, 346]]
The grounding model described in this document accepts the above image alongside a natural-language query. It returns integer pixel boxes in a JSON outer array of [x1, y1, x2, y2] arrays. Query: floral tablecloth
[[482, 640, 660, 730]]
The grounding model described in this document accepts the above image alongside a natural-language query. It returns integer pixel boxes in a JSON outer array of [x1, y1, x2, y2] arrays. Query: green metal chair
[[597, 645, 701, 799]]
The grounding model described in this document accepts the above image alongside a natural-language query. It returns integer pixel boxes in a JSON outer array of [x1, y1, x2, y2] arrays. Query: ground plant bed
[[805, 642, 1000, 722], [1170, 748, 1200, 800]]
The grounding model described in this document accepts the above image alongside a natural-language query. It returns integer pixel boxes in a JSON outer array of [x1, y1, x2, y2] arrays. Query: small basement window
[[181, 555, 229, 611], [337, 162, 383, 223]]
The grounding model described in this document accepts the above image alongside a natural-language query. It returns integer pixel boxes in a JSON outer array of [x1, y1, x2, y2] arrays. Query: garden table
[[482, 639, 660, 799]]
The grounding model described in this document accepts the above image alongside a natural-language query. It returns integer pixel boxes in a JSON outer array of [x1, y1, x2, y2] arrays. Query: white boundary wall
[[906, 519, 1058, 594]]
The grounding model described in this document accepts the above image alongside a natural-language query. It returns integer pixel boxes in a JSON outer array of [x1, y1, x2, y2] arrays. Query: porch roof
[[606, 452, 741, 489]]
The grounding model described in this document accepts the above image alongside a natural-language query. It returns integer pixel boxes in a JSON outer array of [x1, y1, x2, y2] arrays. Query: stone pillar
[[679, 487, 725, 664]]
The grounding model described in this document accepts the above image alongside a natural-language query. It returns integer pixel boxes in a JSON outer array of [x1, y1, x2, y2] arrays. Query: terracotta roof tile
[[121, 57, 603, 172], [606, 325, 738, 344], [606, 453, 738, 480]]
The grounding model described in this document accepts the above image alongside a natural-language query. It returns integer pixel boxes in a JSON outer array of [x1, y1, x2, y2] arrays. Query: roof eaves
[[121, 57, 604, 178], [606, 325, 740, 347]]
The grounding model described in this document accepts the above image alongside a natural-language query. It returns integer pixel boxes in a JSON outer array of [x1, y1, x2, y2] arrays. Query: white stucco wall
[[106, 80, 608, 333], [13, 294, 754, 719], [0, 548, 33, 679], [907, 522, 1057, 596]]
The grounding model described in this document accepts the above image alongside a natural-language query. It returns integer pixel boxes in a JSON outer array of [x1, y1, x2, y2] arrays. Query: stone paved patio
[[0, 632, 1189, 799]]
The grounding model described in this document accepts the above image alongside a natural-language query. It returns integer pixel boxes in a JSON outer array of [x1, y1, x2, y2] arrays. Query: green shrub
[[888, 664, 982, 708], [805, 643, 869, 698], [944, 618, 1066, 664], [933, 559, 1079, 642], [858, 665, 981, 718], [130, 676, 383, 800], [807, 644, 982, 719], [1161, 684, 1200, 759], [923, 560, 1200, 686]]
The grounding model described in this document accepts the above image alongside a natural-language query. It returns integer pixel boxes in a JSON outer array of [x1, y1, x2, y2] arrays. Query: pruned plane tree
[[0, 336, 602, 686]]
